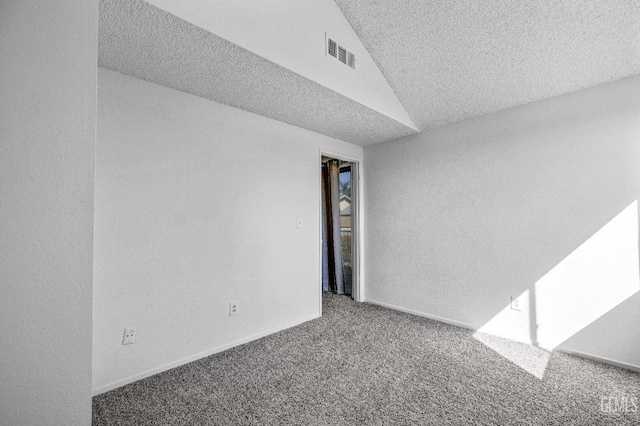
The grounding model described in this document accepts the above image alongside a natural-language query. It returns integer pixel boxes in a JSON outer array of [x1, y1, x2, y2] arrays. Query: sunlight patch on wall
[[474, 201, 639, 379], [473, 288, 551, 379], [475, 289, 532, 341], [535, 200, 640, 349]]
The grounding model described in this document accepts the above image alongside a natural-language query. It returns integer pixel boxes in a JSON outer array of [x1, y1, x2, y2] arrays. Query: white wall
[[93, 68, 363, 393], [365, 75, 640, 369], [0, 1, 96, 425]]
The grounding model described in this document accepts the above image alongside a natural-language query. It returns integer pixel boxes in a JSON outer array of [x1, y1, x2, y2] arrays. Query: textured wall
[[365, 75, 640, 368], [0, 1, 97, 425], [93, 68, 362, 393]]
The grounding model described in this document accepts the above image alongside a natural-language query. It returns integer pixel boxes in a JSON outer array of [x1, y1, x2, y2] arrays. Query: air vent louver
[[328, 39, 337, 58], [338, 46, 347, 64], [326, 34, 355, 70]]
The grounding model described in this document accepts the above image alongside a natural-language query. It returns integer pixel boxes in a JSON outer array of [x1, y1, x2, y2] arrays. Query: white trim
[[320, 149, 361, 164], [318, 156, 323, 316], [366, 298, 476, 331], [350, 161, 361, 302], [92, 313, 320, 396], [554, 348, 640, 374], [366, 298, 640, 374], [319, 149, 364, 303]]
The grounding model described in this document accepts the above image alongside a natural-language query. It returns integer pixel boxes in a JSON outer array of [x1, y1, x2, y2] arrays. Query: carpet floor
[[93, 293, 640, 425]]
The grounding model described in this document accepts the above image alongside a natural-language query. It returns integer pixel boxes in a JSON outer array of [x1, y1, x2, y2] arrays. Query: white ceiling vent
[[326, 34, 355, 70]]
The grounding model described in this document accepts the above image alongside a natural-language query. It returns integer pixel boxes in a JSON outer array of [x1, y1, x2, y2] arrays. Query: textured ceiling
[[98, 0, 416, 146], [334, 0, 640, 131], [100, 0, 640, 145], [143, 0, 417, 130]]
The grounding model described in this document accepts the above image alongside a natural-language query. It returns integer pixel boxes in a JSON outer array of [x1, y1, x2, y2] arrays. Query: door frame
[[318, 149, 364, 315]]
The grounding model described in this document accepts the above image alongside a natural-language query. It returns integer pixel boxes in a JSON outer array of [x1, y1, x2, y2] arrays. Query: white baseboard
[[366, 298, 640, 374], [92, 313, 321, 396], [367, 298, 476, 330], [555, 348, 640, 373]]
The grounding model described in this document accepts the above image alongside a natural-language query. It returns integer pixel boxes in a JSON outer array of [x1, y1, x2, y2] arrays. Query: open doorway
[[321, 155, 359, 300]]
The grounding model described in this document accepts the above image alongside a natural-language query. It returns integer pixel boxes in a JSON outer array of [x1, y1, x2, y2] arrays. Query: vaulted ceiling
[[99, 0, 640, 146]]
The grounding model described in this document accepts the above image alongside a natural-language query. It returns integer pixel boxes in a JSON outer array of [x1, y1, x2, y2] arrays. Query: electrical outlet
[[510, 296, 522, 311], [122, 327, 136, 345], [229, 301, 239, 316]]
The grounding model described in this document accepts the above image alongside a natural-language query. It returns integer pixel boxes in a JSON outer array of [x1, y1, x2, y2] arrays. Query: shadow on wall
[[473, 201, 640, 379]]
